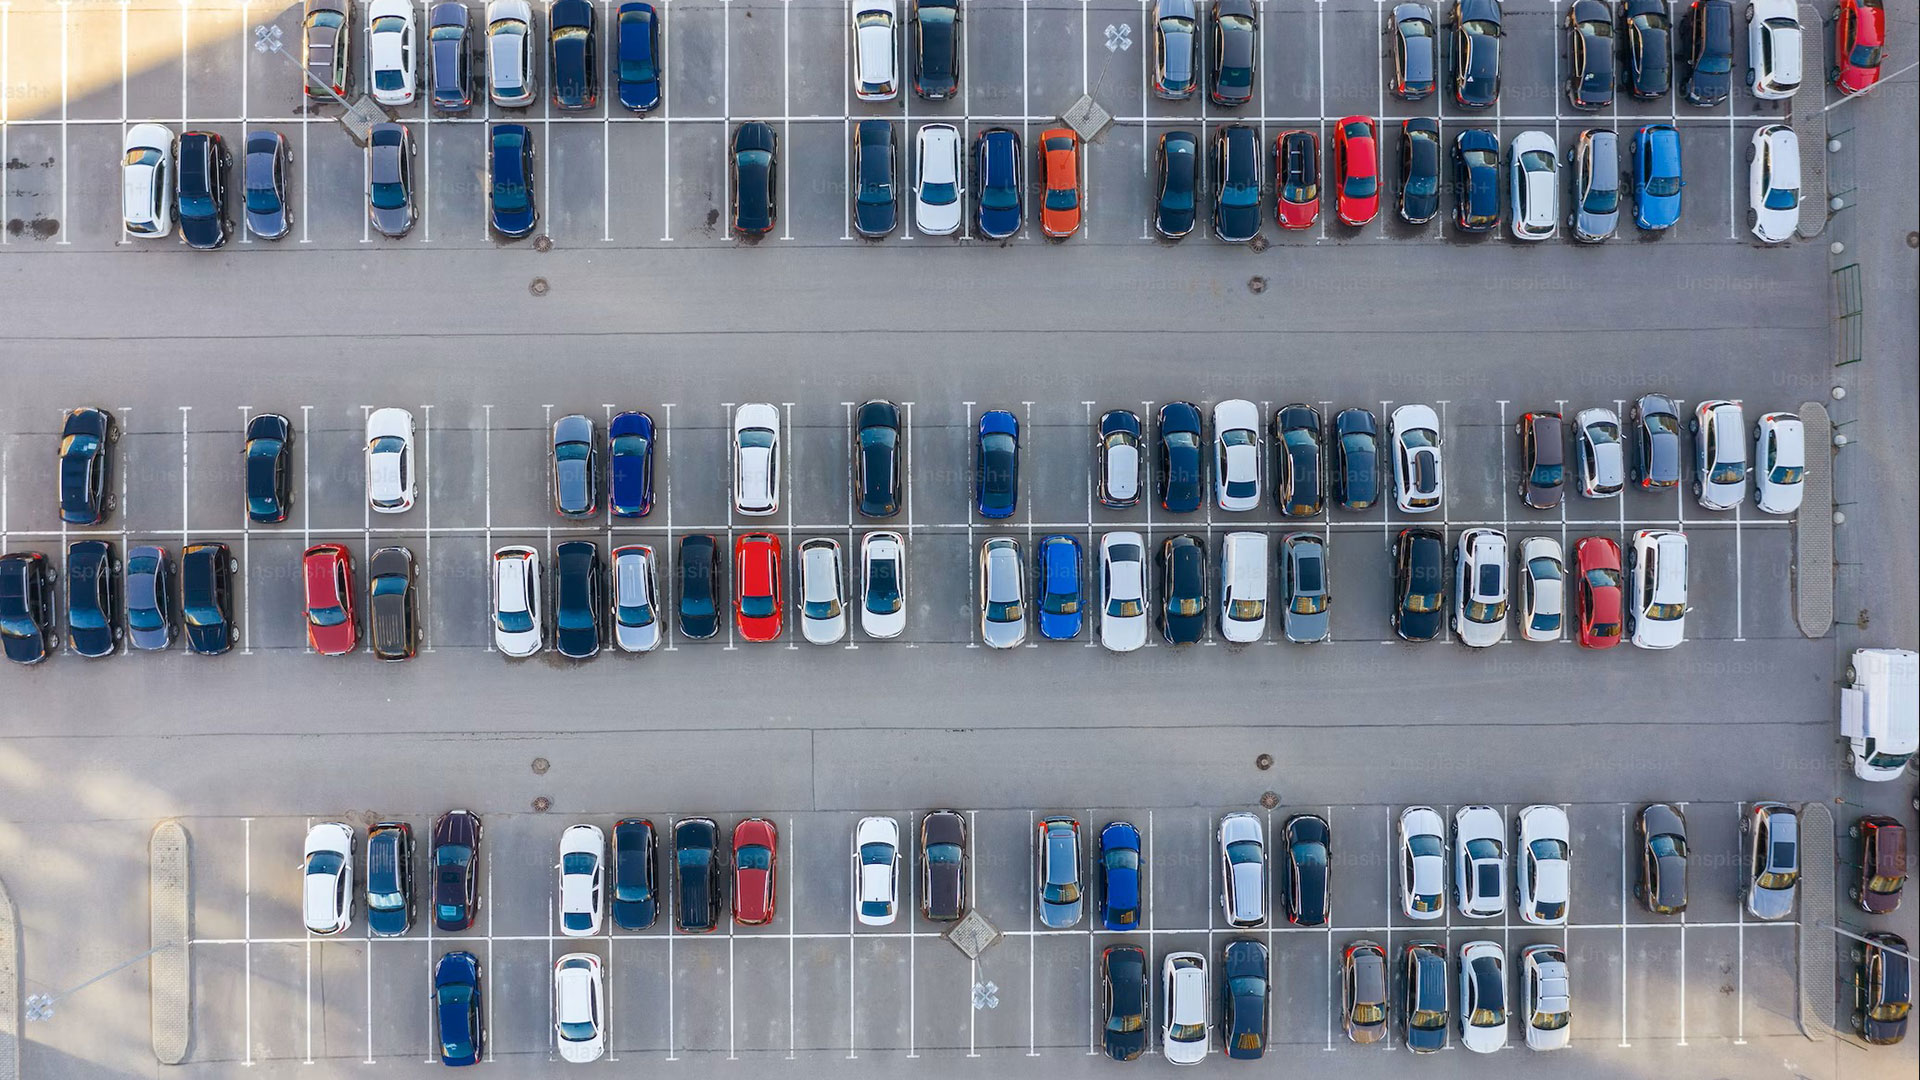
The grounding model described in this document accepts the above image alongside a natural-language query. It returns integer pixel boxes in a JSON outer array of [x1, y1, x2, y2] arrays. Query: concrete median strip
[[1794, 402, 1835, 638], [1795, 801, 1834, 1040], [0, 874, 19, 1080], [150, 821, 190, 1065]]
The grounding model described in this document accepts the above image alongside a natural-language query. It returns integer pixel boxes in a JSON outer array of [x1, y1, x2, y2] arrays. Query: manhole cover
[[946, 910, 1001, 959], [532, 796, 552, 812], [529, 277, 549, 296], [1259, 791, 1279, 809], [531, 757, 550, 775], [1247, 276, 1267, 294], [533, 235, 553, 252], [1248, 234, 1269, 252], [1908, 231, 1918, 249], [1255, 753, 1273, 771]]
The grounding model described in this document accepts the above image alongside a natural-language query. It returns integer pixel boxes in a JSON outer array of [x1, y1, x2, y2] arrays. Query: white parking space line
[[242, 816, 253, 1065], [781, 0, 792, 241], [1618, 803, 1630, 1046], [304, 815, 315, 1064], [239, 406, 253, 653], [660, 0, 673, 240], [422, 404, 434, 650], [1026, 808, 1036, 1055], [787, 815, 797, 1059], [1315, 0, 1327, 241], [846, 815, 858, 1059], [661, 402, 677, 651], [784, 401, 797, 650], [56, 0, 68, 245], [483, 404, 494, 651]]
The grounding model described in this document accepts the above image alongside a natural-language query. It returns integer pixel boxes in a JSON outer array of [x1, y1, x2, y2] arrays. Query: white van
[[1218, 532, 1268, 644], [1842, 648, 1918, 781]]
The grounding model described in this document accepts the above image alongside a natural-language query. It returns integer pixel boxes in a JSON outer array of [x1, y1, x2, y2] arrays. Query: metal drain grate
[[946, 910, 1002, 959]]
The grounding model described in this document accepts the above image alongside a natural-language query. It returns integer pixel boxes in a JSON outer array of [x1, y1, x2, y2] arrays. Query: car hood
[[1749, 883, 1794, 919], [303, 875, 340, 924]]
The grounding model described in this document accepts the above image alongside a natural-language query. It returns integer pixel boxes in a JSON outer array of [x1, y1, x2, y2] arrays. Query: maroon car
[[432, 810, 484, 932], [1853, 816, 1907, 914]]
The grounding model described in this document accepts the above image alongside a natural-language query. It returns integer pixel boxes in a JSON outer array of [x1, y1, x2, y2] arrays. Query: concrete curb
[[1797, 801, 1835, 1041], [1794, 402, 1835, 638], [0, 873, 19, 1080], [150, 821, 191, 1065]]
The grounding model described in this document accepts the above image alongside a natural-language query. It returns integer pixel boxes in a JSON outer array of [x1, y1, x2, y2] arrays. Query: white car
[[852, 0, 898, 101], [1691, 399, 1747, 510], [1515, 804, 1570, 925], [1390, 404, 1443, 513], [367, 0, 417, 106], [799, 538, 847, 645], [1753, 412, 1805, 514], [552, 953, 605, 1062], [1748, 124, 1800, 244], [1452, 528, 1508, 648], [486, 0, 535, 106], [611, 545, 661, 653], [1507, 129, 1559, 240], [913, 123, 964, 235], [1398, 806, 1446, 920], [1161, 951, 1211, 1064], [557, 823, 605, 937], [1211, 399, 1261, 511], [1522, 944, 1572, 1050], [1628, 529, 1688, 649], [491, 545, 544, 657], [122, 124, 175, 237], [1573, 406, 1625, 497], [853, 816, 901, 925], [302, 821, 355, 935], [1747, 0, 1802, 99], [1218, 531, 1268, 644], [366, 407, 417, 513], [1098, 532, 1148, 653], [733, 402, 781, 516], [859, 531, 907, 639], [1457, 941, 1507, 1053], [979, 537, 1026, 649], [1218, 812, 1266, 928], [1516, 536, 1564, 642], [1453, 805, 1505, 919]]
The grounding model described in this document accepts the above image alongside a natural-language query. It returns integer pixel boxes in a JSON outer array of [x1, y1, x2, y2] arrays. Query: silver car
[[1567, 128, 1619, 243], [611, 545, 660, 653], [1740, 802, 1798, 920], [1690, 399, 1747, 510], [1516, 536, 1565, 643], [979, 537, 1026, 649], [1280, 532, 1330, 644], [486, 0, 535, 107], [1398, 806, 1447, 919], [1452, 528, 1508, 649], [1099, 531, 1148, 653], [799, 537, 847, 645], [1453, 805, 1505, 919], [1573, 407, 1625, 497], [1219, 812, 1267, 928], [491, 545, 543, 657]]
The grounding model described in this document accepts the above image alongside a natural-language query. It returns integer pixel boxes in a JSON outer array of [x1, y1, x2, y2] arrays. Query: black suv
[[1392, 528, 1447, 641], [58, 407, 117, 526], [368, 546, 419, 661], [66, 540, 122, 658], [180, 542, 236, 655], [674, 817, 724, 933], [0, 552, 55, 665], [177, 131, 232, 250], [856, 399, 902, 517]]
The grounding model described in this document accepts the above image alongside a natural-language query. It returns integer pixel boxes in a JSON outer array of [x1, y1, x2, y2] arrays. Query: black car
[[0, 552, 55, 665], [244, 412, 293, 524], [1404, 941, 1448, 1052], [1682, 0, 1732, 106], [1450, 0, 1503, 108], [616, 2, 662, 112], [1853, 931, 1911, 1045], [65, 540, 121, 658], [180, 542, 235, 655], [1212, 124, 1262, 243], [549, 0, 599, 109], [429, 1, 474, 111], [58, 407, 117, 526], [177, 131, 232, 250], [1273, 404, 1324, 517], [913, 0, 960, 99], [856, 400, 902, 517], [1395, 115, 1441, 222], [1452, 128, 1501, 231], [242, 130, 291, 240], [1157, 402, 1204, 512], [732, 121, 778, 236], [552, 414, 600, 519], [1209, 0, 1258, 105], [1282, 814, 1331, 926], [1635, 802, 1688, 915], [1332, 407, 1380, 510], [853, 119, 898, 237], [432, 809, 482, 933], [1160, 534, 1206, 645], [1154, 130, 1200, 239], [124, 545, 177, 651], [1101, 944, 1148, 1061], [488, 123, 537, 238], [368, 546, 418, 661], [552, 541, 603, 659], [1392, 528, 1446, 642], [1565, 0, 1614, 109], [368, 122, 417, 238], [612, 818, 659, 931], [1622, 0, 1672, 98], [1391, 2, 1439, 98], [678, 534, 721, 639], [1220, 939, 1269, 1058], [674, 817, 724, 933], [1629, 392, 1682, 489], [366, 822, 416, 936], [920, 809, 968, 921]]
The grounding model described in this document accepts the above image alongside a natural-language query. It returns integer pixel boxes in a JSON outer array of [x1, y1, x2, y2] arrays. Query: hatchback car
[[433, 951, 485, 1066], [1683, 0, 1733, 105], [59, 407, 117, 526], [1158, 401, 1204, 512], [1036, 534, 1084, 641], [1097, 410, 1142, 507], [175, 132, 231, 250], [674, 817, 724, 932], [124, 546, 177, 651], [1740, 801, 1798, 920], [1691, 399, 1748, 509], [1212, 399, 1261, 510], [798, 538, 846, 645], [1212, 124, 1263, 242], [552, 953, 605, 1062], [1516, 536, 1565, 643], [1458, 941, 1507, 1052], [551, 414, 600, 519], [855, 816, 902, 925], [920, 810, 968, 921], [1101, 945, 1148, 1061], [181, 542, 236, 655], [490, 546, 543, 656], [1623, 0, 1672, 97], [1392, 528, 1447, 642], [975, 410, 1019, 518], [1098, 532, 1148, 653], [1748, 0, 1802, 98], [1748, 124, 1800, 244], [913, 123, 965, 235], [1219, 812, 1267, 927], [1153, 0, 1198, 98], [1037, 129, 1082, 238], [303, 0, 352, 99], [1522, 944, 1572, 1050], [1565, 0, 1614, 108], [1273, 404, 1324, 517], [1630, 393, 1682, 489], [1753, 412, 1805, 514], [1332, 407, 1379, 508], [1162, 952, 1210, 1063], [677, 535, 721, 639], [557, 824, 606, 937], [367, 122, 417, 238], [1098, 821, 1143, 929], [853, 119, 899, 237], [611, 545, 661, 653], [733, 402, 781, 515], [366, 406, 417, 513], [1516, 411, 1564, 509], [552, 541, 605, 659], [1391, 3, 1438, 98], [1573, 535, 1624, 649], [1636, 801, 1688, 914], [486, 0, 536, 106], [732, 121, 779, 235], [732, 818, 778, 925], [1399, 117, 1442, 224], [1452, 528, 1508, 648], [1161, 535, 1207, 645], [122, 124, 175, 237], [1342, 941, 1389, 1043], [1508, 129, 1557, 239], [487, 123, 537, 238], [1220, 939, 1269, 1057], [242, 130, 292, 240], [1852, 932, 1911, 1045], [303, 821, 355, 935], [853, 0, 899, 100], [302, 543, 358, 656], [1574, 407, 1626, 496], [1569, 128, 1620, 242], [65, 541, 121, 658], [1632, 123, 1684, 231], [979, 537, 1026, 649], [1832, 0, 1885, 95], [859, 531, 906, 639], [1283, 814, 1332, 926], [1280, 533, 1330, 644], [974, 127, 1023, 239], [1399, 806, 1447, 919], [615, 1, 662, 111], [1155, 129, 1199, 238], [612, 818, 658, 930], [243, 413, 293, 523], [1211, 0, 1258, 104], [368, 0, 418, 106], [609, 410, 656, 517], [432, 809, 483, 932], [1274, 129, 1320, 229], [913, 0, 960, 98], [549, 0, 599, 109], [1037, 817, 1084, 928], [1454, 805, 1505, 918], [734, 533, 783, 643], [1451, 0, 1504, 107], [1627, 528, 1688, 649], [429, 2, 475, 111], [1219, 531, 1268, 644], [1452, 127, 1501, 231], [1516, 804, 1570, 925], [1390, 404, 1442, 513], [1333, 116, 1380, 226], [1404, 941, 1449, 1052], [367, 546, 418, 661]]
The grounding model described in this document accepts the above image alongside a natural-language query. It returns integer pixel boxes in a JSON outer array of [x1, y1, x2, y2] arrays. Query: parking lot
[[1, 0, 1828, 249]]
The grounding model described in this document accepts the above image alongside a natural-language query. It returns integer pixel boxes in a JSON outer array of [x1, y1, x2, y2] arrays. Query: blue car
[[433, 951, 485, 1066], [609, 410, 655, 517], [974, 128, 1022, 240], [1632, 124, 1683, 231], [615, 2, 661, 112], [488, 124, 537, 238], [975, 411, 1019, 518], [1036, 534, 1083, 640], [1157, 402, 1204, 513], [1451, 128, 1501, 232], [1099, 821, 1143, 930]]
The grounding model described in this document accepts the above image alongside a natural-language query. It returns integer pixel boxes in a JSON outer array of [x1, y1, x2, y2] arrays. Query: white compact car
[[491, 545, 544, 657], [913, 123, 964, 235], [486, 0, 536, 107], [1458, 941, 1508, 1053], [1748, 124, 1800, 244], [1218, 531, 1268, 644], [1452, 528, 1508, 648], [1099, 531, 1149, 653], [733, 402, 781, 516], [859, 531, 907, 639], [552, 953, 605, 1062], [1398, 805, 1446, 920], [979, 537, 1027, 649], [1212, 399, 1262, 511], [365, 407, 417, 513], [1218, 812, 1267, 928], [302, 821, 355, 935], [1628, 529, 1688, 649], [1747, 0, 1803, 99], [1752, 412, 1805, 514], [1691, 399, 1748, 510], [799, 537, 847, 645], [1516, 536, 1564, 642], [1161, 951, 1211, 1064], [1453, 805, 1505, 919], [367, 0, 418, 106], [852, 0, 898, 101], [1390, 404, 1443, 513], [557, 823, 605, 937], [1507, 129, 1559, 240], [122, 124, 176, 237], [1515, 804, 1570, 925], [853, 816, 901, 925], [1574, 406, 1625, 497], [1522, 944, 1572, 1050], [611, 545, 661, 653]]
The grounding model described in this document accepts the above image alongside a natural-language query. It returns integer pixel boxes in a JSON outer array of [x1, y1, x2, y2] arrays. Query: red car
[[734, 533, 783, 642], [1832, 0, 1885, 94], [302, 543, 358, 655], [1573, 536, 1623, 649], [732, 818, 779, 925], [1273, 129, 1320, 229], [1331, 116, 1379, 226]]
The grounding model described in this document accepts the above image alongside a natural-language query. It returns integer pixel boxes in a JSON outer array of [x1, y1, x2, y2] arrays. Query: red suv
[[1832, 0, 1885, 94], [302, 543, 358, 655], [734, 533, 783, 642]]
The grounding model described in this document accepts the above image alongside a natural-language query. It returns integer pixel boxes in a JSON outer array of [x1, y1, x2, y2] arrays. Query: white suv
[[1507, 130, 1558, 240], [1452, 528, 1508, 648], [852, 1, 898, 101], [1690, 399, 1747, 510], [1753, 412, 1805, 514], [368, 0, 418, 106], [732, 403, 781, 516], [913, 123, 964, 235], [302, 821, 355, 935], [1747, 0, 1802, 99], [1628, 529, 1688, 649], [365, 407, 417, 513]]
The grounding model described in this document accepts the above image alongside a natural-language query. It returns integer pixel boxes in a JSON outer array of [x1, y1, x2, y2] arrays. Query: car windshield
[[1041, 879, 1079, 904], [554, 440, 590, 463], [1291, 842, 1326, 867], [1850, 44, 1881, 68], [245, 179, 281, 215], [309, 604, 347, 627], [1103, 846, 1138, 871], [1533, 1005, 1571, 1030], [1709, 460, 1746, 484], [921, 180, 957, 204], [1226, 840, 1261, 865], [981, 180, 1020, 211], [1169, 1019, 1205, 1042], [803, 596, 840, 620], [1043, 588, 1078, 616], [1648, 834, 1684, 858], [927, 842, 963, 865], [677, 845, 710, 871], [736, 845, 771, 871], [859, 842, 892, 867], [986, 599, 1021, 622], [1044, 184, 1077, 211], [740, 592, 775, 619], [1465, 600, 1504, 623], [1764, 185, 1799, 211], [559, 1019, 596, 1042], [1343, 171, 1377, 198], [1221, 174, 1260, 208], [1290, 593, 1326, 616], [373, 574, 408, 597], [1229, 598, 1263, 620], [1646, 170, 1681, 196], [1769, 464, 1804, 484], [307, 851, 344, 876], [1409, 834, 1442, 857], [1646, 600, 1684, 621], [1353, 998, 1386, 1024], [184, 597, 225, 627], [1530, 838, 1568, 862]]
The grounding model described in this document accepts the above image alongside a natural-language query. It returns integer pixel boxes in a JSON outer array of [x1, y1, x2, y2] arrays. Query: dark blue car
[[58, 407, 116, 526], [553, 541, 603, 659], [1099, 821, 1142, 930], [616, 2, 661, 111], [975, 411, 1019, 518], [1155, 130, 1199, 238], [612, 818, 658, 930], [244, 413, 293, 524], [65, 540, 121, 659], [1157, 402, 1204, 513], [180, 542, 235, 656], [1332, 407, 1379, 510], [1451, 128, 1501, 232], [609, 411, 655, 517], [488, 124, 538, 238], [853, 119, 898, 237], [428, 2, 473, 111], [1220, 939, 1269, 1058], [1632, 124, 1683, 230], [433, 951, 485, 1066], [1035, 534, 1083, 640], [549, 0, 599, 109], [974, 128, 1022, 239], [1682, 0, 1732, 106]]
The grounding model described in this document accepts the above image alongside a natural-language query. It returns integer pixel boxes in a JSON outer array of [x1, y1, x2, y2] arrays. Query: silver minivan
[[1218, 532, 1268, 643]]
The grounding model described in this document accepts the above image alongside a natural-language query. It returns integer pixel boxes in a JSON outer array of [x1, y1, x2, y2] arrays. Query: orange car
[[1037, 128, 1082, 238]]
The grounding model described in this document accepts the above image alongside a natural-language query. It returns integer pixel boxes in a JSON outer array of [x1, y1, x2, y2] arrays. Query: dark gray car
[[551, 414, 599, 519], [1281, 532, 1330, 643], [125, 545, 176, 651], [920, 810, 967, 921], [1518, 411, 1564, 509], [242, 131, 291, 240], [302, 0, 351, 99], [1630, 393, 1682, 489], [367, 123, 416, 237], [1391, 3, 1437, 99], [429, 2, 474, 111], [1635, 802, 1688, 915]]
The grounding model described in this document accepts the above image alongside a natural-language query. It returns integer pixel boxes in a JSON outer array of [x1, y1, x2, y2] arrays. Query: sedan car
[[1754, 412, 1806, 514], [1453, 805, 1505, 918], [1332, 116, 1380, 226], [1101, 945, 1148, 1062], [611, 545, 661, 653], [366, 406, 416, 513], [1574, 407, 1626, 496], [1451, 0, 1504, 107], [1635, 802, 1688, 914], [732, 121, 779, 235], [609, 410, 655, 517], [733, 402, 781, 515], [1391, 3, 1438, 98], [242, 130, 291, 240], [181, 542, 236, 655], [1630, 393, 1682, 489], [1399, 806, 1447, 919], [1633, 123, 1684, 231], [64, 540, 120, 659], [368, 0, 417, 106], [1851, 931, 1910, 1045], [853, 400, 901, 518], [303, 821, 356, 935], [1274, 129, 1320, 229], [1153, 0, 1198, 98], [1037, 817, 1084, 928], [1158, 401, 1204, 512], [302, 543, 358, 655], [552, 541, 604, 659], [913, 123, 964, 235], [853, 119, 898, 237], [1097, 409, 1142, 507], [1219, 531, 1268, 644], [549, 0, 598, 109], [1398, 117, 1442, 224], [855, 816, 902, 925], [1392, 528, 1447, 642], [1740, 801, 1799, 920], [1098, 821, 1143, 930], [615, 2, 662, 111], [1748, 124, 1801, 244], [1037, 128, 1082, 238], [1219, 812, 1267, 927], [979, 537, 1026, 649], [1162, 952, 1211, 1064], [853, 0, 899, 100], [1160, 535, 1207, 645], [487, 123, 537, 238], [1516, 536, 1565, 643], [433, 951, 485, 1066], [486, 0, 536, 106], [1390, 404, 1442, 513], [364, 823, 415, 937], [1098, 532, 1148, 653], [1832, 0, 1885, 95], [1452, 127, 1501, 230], [1508, 129, 1558, 239], [367, 122, 417, 238], [859, 531, 906, 639], [1569, 128, 1620, 242], [429, 1, 474, 111], [1683, 0, 1733, 105], [611, 818, 658, 930], [1516, 411, 1565, 509], [1210, 0, 1258, 105], [1212, 399, 1261, 510], [490, 546, 543, 657], [1452, 528, 1508, 648], [1220, 939, 1269, 1057], [1280, 532, 1330, 644], [552, 954, 605, 1062], [975, 410, 1019, 518], [557, 824, 606, 937], [122, 124, 175, 237], [674, 817, 724, 932], [1342, 941, 1389, 1043], [174, 131, 232, 250], [732, 818, 778, 925], [59, 407, 116, 526], [1565, 0, 1613, 108], [1274, 404, 1324, 517], [1213, 124, 1263, 242], [551, 414, 599, 519], [920, 810, 967, 921], [1459, 941, 1508, 1053], [1627, 528, 1688, 649], [1748, 0, 1802, 98], [432, 810, 482, 932], [734, 533, 783, 643], [366, 549, 417, 661], [1155, 129, 1199, 238], [1516, 804, 1570, 925], [1405, 941, 1449, 1052], [1035, 534, 1084, 641], [124, 546, 176, 651], [1283, 814, 1332, 926], [974, 127, 1023, 239], [798, 537, 846, 645], [1691, 399, 1748, 509], [1331, 407, 1379, 508], [677, 535, 721, 639], [912, 0, 960, 98], [1573, 535, 1623, 648], [243, 413, 293, 524], [302, 0, 351, 99], [1623, 0, 1672, 98]]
